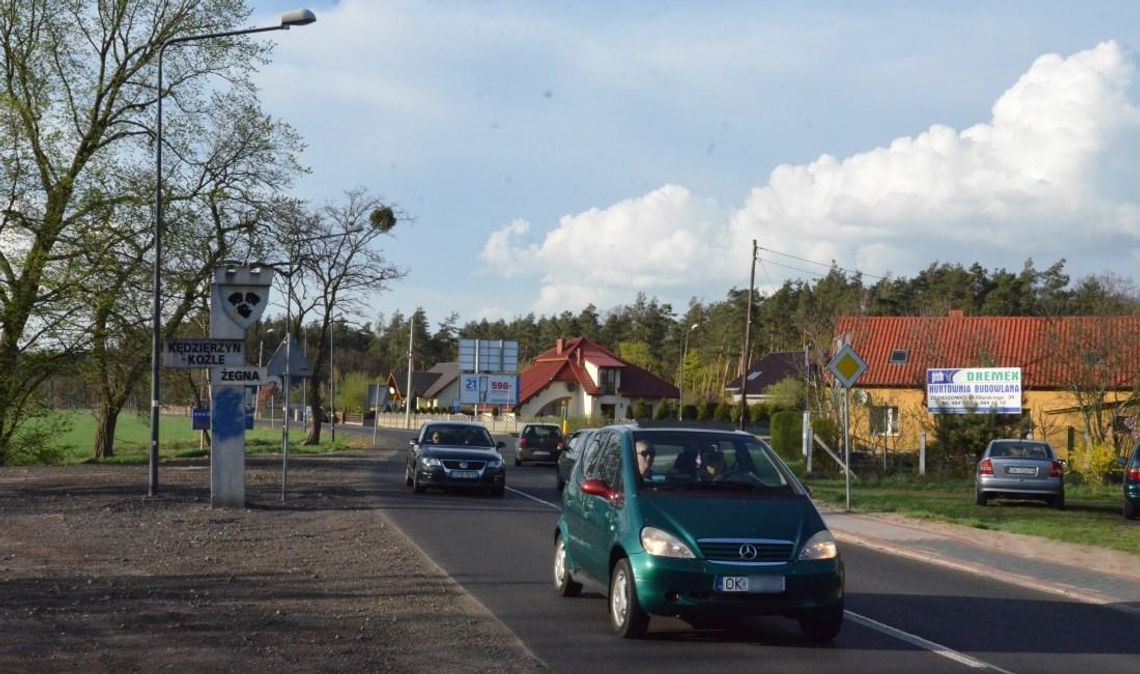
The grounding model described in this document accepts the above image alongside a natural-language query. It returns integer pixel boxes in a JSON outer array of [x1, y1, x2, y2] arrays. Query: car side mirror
[[408, 439, 416, 447], [580, 478, 614, 499], [496, 441, 505, 450], [1119, 456, 1128, 467], [803, 484, 813, 496]]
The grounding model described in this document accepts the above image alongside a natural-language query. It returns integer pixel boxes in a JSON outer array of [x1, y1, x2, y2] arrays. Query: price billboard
[[459, 374, 518, 407]]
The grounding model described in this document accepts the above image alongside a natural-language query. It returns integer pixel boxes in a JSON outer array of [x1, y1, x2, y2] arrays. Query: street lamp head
[[280, 8, 317, 27]]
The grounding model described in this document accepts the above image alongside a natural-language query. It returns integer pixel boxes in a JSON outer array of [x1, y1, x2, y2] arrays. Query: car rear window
[[524, 425, 562, 439], [989, 442, 1054, 459]]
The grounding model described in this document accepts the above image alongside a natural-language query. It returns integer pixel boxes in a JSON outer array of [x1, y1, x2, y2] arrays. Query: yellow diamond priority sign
[[827, 344, 867, 389]]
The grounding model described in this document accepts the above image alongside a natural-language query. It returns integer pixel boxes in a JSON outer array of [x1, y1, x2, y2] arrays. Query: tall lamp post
[[677, 322, 700, 421], [149, 8, 317, 497]]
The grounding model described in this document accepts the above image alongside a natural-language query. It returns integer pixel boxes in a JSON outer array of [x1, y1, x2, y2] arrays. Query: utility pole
[[738, 239, 757, 431], [404, 316, 414, 430]]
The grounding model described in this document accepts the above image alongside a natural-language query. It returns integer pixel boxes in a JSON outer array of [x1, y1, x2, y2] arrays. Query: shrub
[[749, 403, 770, 425], [697, 401, 716, 421], [713, 401, 734, 422], [654, 400, 675, 420], [6, 418, 69, 466], [770, 410, 802, 461], [1067, 442, 1119, 485], [631, 399, 652, 420]]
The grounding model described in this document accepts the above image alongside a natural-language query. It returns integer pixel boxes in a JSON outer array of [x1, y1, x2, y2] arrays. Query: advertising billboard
[[459, 374, 518, 407], [926, 367, 1022, 414]]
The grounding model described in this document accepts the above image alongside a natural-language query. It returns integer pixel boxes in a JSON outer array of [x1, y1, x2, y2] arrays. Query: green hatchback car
[[554, 425, 844, 641]]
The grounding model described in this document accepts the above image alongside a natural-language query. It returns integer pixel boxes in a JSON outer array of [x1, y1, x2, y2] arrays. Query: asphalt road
[[366, 429, 1139, 673]]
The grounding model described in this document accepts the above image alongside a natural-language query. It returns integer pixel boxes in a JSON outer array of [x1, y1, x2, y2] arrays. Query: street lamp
[[678, 322, 700, 421], [149, 9, 317, 496]]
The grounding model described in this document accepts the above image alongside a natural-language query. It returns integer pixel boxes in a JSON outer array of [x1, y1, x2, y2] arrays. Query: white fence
[[369, 412, 527, 435]]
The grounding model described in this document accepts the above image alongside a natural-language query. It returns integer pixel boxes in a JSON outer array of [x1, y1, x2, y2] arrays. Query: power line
[[758, 246, 888, 281]]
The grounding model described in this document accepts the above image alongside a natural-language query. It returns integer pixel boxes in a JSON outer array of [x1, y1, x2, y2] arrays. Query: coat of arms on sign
[[221, 287, 268, 330]]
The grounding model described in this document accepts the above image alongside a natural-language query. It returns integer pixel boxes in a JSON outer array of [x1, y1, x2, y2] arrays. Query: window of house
[[600, 368, 618, 394], [870, 405, 899, 436], [889, 349, 909, 365]]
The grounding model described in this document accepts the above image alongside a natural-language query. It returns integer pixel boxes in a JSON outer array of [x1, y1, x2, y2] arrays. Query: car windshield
[[632, 431, 801, 496], [423, 425, 494, 447]]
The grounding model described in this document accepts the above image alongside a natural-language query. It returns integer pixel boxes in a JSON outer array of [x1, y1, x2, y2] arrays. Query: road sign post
[[208, 264, 272, 507], [827, 344, 867, 513]]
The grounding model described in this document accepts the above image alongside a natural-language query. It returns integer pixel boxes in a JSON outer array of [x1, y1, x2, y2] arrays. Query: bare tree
[[262, 188, 406, 445]]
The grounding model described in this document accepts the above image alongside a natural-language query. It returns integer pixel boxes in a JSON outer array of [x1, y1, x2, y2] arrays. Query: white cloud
[[484, 40, 1140, 312]]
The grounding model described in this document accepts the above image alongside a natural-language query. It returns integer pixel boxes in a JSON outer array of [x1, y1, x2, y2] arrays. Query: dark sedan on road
[[515, 422, 564, 465], [405, 422, 506, 496], [975, 438, 1065, 509]]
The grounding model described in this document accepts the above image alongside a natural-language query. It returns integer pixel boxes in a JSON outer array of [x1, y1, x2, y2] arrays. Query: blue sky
[[248, 1, 1140, 328]]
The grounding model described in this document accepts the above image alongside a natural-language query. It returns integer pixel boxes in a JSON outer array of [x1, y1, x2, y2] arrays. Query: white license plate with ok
[[451, 470, 479, 479], [716, 575, 785, 593]]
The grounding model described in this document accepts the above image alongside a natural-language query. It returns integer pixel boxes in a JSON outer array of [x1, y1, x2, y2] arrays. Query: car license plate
[[716, 575, 785, 593], [533, 450, 549, 457], [451, 470, 479, 479], [1006, 466, 1037, 476]]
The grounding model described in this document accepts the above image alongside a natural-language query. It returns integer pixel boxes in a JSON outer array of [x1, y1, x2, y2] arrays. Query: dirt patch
[[0, 451, 545, 673]]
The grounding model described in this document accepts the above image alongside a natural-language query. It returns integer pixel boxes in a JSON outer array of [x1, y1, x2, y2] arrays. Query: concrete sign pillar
[[209, 264, 273, 507]]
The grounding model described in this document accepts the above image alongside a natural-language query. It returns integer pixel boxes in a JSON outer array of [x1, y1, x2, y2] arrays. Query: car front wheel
[[799, 605, 844, 643], [609, 558, 648, 638]]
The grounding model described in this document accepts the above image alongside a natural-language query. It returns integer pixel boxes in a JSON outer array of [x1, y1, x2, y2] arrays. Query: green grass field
[[805, 476, 1139, 555], [15, 410, 361, 465]]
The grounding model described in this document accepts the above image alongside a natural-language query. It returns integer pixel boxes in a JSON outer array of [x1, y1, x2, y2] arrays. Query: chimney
[[948, 309, 964, 318], [556, 338, 564, 354]]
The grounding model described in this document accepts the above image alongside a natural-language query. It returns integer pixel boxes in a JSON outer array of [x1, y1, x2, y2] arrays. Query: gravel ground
[[0, 450, 546, 673]]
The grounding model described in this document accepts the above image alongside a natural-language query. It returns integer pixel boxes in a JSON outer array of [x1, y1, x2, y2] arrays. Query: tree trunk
[[93, 404, 119, 460]]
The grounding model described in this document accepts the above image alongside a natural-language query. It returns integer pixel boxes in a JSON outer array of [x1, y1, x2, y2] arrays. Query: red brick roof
[[834, 315, 1140, 389], [519, 338, 679, 405]]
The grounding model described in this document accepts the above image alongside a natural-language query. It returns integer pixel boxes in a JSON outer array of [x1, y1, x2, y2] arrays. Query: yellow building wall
[[845, 388, 1122, 459]]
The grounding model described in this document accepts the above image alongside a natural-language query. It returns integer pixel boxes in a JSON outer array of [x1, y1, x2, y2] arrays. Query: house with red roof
[[518, 338, 679, 420], [832, 311, 1140, 456]]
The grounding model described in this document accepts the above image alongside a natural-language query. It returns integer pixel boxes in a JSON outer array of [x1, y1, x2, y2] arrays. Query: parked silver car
[[975, 439, 1065, 509]]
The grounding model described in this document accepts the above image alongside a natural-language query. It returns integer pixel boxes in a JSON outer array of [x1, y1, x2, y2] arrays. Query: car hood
[[636, 493, 825, 548], [421, 445, 501, 460]]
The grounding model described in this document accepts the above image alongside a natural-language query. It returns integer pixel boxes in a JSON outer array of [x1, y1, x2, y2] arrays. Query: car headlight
[[798, 530, 838, 560], [420, 456, 442, 467], [640, 526, 695, 559], [485, 456, 502, 468]]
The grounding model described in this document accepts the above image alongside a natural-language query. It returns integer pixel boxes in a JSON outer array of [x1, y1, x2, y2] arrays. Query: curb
[[833, 530, 1140, 620]]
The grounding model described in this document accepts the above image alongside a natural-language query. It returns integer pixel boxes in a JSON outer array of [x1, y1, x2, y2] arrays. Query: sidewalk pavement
[[819, 508, 1140, 619]]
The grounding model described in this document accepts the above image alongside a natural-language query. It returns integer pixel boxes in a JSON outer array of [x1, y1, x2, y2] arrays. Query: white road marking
[[845, 611, 1015, 673], [505, 486, 561, 510]]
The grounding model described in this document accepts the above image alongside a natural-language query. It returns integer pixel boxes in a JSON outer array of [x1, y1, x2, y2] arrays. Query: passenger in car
[[701, 448, 726, 479]]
